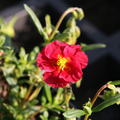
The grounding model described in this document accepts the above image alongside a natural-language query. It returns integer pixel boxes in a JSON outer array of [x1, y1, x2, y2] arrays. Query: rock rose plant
[[0, 4, 120, 120]]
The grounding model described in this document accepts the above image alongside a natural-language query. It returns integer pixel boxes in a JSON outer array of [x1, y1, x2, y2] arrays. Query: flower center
[[57, 55, 68, 70]]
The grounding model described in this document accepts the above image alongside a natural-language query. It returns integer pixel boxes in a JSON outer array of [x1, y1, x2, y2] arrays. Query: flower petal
[[37, 52, 57, 72], [68, 61, 83, 82], [74, 51, 88, 69], [59, 70, 73, 82], [44, 42, 62, 59], [63, 45, 76, 57], [43, 72, 69, 88]]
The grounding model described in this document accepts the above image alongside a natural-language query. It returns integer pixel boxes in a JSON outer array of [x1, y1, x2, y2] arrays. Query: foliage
[[0, 4, 119, 120]]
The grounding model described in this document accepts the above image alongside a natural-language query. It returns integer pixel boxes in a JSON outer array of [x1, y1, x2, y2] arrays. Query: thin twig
[[83, 83, 110, 120], [49, 8, 78, 40]]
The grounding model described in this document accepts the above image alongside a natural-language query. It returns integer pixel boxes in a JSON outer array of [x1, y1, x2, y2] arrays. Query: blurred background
[[0, 0, 120, 120]]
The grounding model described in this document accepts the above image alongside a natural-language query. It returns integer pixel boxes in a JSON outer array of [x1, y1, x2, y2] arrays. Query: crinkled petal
[[68, 61, 83, 82], [54, 40, 68, 48], [59, 70, 73, 82], [63, 45, 76, 57], [71, 44, 81, 49], [74, 51, 88, 69], [44, 42, 62, 59], [44, 40, 69, 59], [43, 72, 69, 88], [71, 69, 83, 82], [37, 53, 57, 72], [59, 62, 83, 83]]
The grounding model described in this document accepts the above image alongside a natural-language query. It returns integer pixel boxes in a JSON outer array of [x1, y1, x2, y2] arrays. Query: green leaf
[[0, 16, 17, 37], [0, 35, 5, 47], [44, 84, 52, 103], [29, 47, 39, 61], [81, 43, 106, 51], [24, 4, 48, 40], [28, 87, 42, 101], [53, 32, 69, 41], [75, 79, 82, 88], [29, 99, 39, 106], [41, 95, 47, 105], [6, 77, 17, 85], [109, 80, 120, 86], [63, 109, 86, 118], [53, 88, 64, 105], [92, 93, 120, 112], [19, 47, 26, 58], [3, 103, 17, 116], [44, 14, 53, 35]]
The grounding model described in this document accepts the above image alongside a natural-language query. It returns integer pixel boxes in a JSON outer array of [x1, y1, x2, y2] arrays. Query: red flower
[[37, 40, 88, 88]]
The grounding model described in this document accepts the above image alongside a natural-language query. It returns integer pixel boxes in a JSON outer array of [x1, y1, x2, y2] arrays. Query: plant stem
[[84, 115, 89, 120], [83, 83, 109, 120], [64, 86, 72, 109], [49, 8, 78, 40], [91, 83, 109, 106]]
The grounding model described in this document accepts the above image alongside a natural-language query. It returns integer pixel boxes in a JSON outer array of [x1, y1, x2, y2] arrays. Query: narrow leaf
[[28, 87, 42, 101], [0, 35, 5, 47], [63, 109, 86, 118], [19, 47, 26, 58], [24, 4, 48, 39], [44, 85, 52, 103], [45, 14, 51, 29], [92, 93, 120, 112], [109, 80, 120, 86], [53, 32, 69, 41], [82, 43, 106, 51], [6, 77, 17, 85]]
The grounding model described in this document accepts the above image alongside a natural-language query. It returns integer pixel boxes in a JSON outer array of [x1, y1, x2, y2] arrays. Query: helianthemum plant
[[0, 4, 120, 120]]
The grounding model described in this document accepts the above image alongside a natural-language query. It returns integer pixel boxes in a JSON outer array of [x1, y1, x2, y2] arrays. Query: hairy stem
[[91, 83, 109, 106], [49, 8, 78, 40], [83, 83, 109, 120]]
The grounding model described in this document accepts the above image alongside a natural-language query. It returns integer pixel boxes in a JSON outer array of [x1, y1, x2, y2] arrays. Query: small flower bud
[[66, 17, 76, 27], [75, 26, 81, 38], [72, 8, 84, 20]]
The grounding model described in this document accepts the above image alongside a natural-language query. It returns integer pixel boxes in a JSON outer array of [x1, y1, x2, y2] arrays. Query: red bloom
[[37, 40, 88, 88]]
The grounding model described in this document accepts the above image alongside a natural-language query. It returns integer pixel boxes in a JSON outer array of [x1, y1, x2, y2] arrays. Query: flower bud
[[72, 8, 84, 20], [75, 26, 81, 38], [1, 26, 15, 37], [66, 17, 76, 28]]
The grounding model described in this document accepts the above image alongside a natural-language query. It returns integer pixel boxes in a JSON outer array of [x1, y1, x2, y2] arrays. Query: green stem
[[84, 115, 89, 120], [64, 86, 72, 109], [28, 106, 44, 119], [83, 83, 109, 120], [49, 8, 79, 40]]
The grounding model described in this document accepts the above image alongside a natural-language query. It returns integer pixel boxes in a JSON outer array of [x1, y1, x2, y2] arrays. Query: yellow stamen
[[57, 55, 68, 70]]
